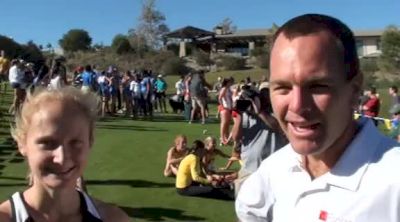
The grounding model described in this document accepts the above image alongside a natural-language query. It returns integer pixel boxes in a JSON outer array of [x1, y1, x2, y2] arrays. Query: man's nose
[[288, 87, 311, 114]]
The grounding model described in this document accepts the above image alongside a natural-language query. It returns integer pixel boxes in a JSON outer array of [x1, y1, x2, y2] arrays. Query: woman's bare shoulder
[[93, 199, 131, 222], [0, 200, 12, 222]]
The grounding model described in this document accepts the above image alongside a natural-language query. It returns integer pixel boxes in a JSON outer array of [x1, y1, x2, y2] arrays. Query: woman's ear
[[17, 141, 27, 157]]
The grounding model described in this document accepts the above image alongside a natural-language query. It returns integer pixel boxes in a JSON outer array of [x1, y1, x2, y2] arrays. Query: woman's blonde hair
[[11, 86, 99, 143], [174, 134, 187, 146], [204, 136, 216, 146]]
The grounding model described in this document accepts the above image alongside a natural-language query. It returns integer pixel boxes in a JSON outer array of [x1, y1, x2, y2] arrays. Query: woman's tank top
[[9, 190, 103, 222]]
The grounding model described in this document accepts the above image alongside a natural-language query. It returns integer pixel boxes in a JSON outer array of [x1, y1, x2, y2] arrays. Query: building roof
[[166, 25, 385, 43], [164, 26, 214, 39], [216, 29, 272, 38], [353, 30, 383, 37]]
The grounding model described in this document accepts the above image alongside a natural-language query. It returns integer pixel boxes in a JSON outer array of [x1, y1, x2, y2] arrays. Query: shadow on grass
[[86, 179, 174, 188], [0, 175, 27, 187], [151, 115, 186, 123], [0, 176, 26, 180], [95, 124, 167, 132], [120, 206, 205, 221], [0, 143, 16, 156], [0, 182, 27, 187]]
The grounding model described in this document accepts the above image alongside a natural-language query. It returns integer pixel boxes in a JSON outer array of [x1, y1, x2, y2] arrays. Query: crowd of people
[[1, 13, 400, 222], [0, 53, 171, 119]]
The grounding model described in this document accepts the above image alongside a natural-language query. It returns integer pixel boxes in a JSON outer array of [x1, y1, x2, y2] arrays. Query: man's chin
[[290, 141, 322, 156]]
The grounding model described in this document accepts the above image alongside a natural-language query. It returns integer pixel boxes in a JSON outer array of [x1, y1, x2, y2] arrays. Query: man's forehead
[[273, 30, 338, 50]]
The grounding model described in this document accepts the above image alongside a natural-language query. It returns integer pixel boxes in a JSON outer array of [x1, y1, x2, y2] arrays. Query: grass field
[[0, 86, 238, 222], [0, 71, 394, 221]]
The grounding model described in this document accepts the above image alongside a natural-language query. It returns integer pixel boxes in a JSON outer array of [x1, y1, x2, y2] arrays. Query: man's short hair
[[369, 86, 377, 95], [272, 14, 359, 80], [390, 86, 398, 93]]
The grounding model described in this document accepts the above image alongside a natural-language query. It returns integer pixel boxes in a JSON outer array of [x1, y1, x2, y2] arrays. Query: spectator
[[362, 86, 380, 125], [175, 75, 185, 102], [389, 104, 400, 142], [0, 50, 10, 94], [212, 76, 223, 92], [218, 78, 234, 145], [81, 65, 95, 94], [183, 74, 192, 120], [388, 85, 400, 110], [121, 71, 132, 116], [49, 56, 67, 86], [98, 71, 111, 118], [0, 86, 130, 221], [109, 67, 121, 114], [231, 85, 287, 196], [176, 140, 234, 200], [202, 136, 230, 174], [129, 74, 141, 118], [140, 70, 153, 118], [155, 74, 168, 113], [8, 59, 26, 114], [32, 59, 49, 88], [189, 71, 211, 124], [236, 14, 400, 221], [164, 135, 188, 177]]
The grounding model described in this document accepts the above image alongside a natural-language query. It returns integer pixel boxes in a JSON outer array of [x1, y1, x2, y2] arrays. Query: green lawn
[[0, 77, 395, 222], [0, 87, 237, 222]]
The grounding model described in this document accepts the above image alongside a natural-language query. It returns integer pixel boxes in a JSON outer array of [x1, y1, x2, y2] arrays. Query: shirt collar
[[326, 118, 381, 191], [289, 118, 382, 191]]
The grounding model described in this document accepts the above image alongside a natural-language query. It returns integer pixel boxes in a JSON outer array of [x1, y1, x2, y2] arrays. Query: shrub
[[217, 55, 246, 70], [360, 58, 379, 74], [251, 47, 270, 69], [161, 57, 188, 75], [166, 43, 179, 56], [194, 50, 214, 67]]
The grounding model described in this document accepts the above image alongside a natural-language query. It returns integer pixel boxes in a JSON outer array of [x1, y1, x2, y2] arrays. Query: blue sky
[[0, 0, 399, 47]]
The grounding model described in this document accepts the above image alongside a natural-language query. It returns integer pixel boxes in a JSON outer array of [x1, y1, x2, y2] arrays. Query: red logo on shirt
[[319, 210, 328, 221]]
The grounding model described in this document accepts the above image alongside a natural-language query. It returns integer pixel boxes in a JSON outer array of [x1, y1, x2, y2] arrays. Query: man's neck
[[302, 120, 358, 179]]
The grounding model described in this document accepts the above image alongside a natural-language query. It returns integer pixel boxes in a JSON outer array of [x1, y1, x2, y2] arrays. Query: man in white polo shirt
[[235, 14, 400, 222]]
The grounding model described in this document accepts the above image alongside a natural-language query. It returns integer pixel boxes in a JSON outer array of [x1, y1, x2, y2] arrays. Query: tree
[[135, 0, 169, 49], [0, 35, 21, 58], [59, 29, 92, 52], [19, 40, 45, 63], [216, 18, 237, 34], [378, 26, 400, 73], [111, 34, 132, 54]]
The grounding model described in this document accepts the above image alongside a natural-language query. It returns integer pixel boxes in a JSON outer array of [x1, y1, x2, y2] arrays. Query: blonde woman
[[0, 86, 130, 222], [164, 135, 188, 177]]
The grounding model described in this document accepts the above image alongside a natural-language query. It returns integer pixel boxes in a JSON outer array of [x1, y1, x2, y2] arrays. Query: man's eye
[[273, 86, 291, 93], [71, 140, 84, 148], [310, 84, 330, 93], [38, 140, 57, 150]]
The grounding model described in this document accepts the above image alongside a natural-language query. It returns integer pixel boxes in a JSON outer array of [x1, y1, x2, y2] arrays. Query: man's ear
[[350, 71, 363, 108], [89, 131, 94, 148]]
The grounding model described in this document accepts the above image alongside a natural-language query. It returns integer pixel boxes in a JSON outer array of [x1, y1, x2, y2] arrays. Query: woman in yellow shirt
[[176, 140, 234, 200]]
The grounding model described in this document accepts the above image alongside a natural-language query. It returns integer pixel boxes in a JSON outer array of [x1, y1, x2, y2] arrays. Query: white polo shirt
[[236, 118, 400, 222]]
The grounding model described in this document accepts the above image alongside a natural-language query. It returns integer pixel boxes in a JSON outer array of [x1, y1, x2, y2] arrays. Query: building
[[354, 30, 383, 58], [164, 26, 383, 58]]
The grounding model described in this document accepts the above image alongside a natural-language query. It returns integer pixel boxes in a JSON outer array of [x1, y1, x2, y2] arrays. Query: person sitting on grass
[[163, 134, 188, 177], [202, 136, 232, 173], [0, 86, 130, 222], [176, 140, 234, 200]]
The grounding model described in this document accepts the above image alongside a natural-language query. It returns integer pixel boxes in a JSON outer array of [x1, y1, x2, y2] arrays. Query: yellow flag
[[384, 119, 392, 131]]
